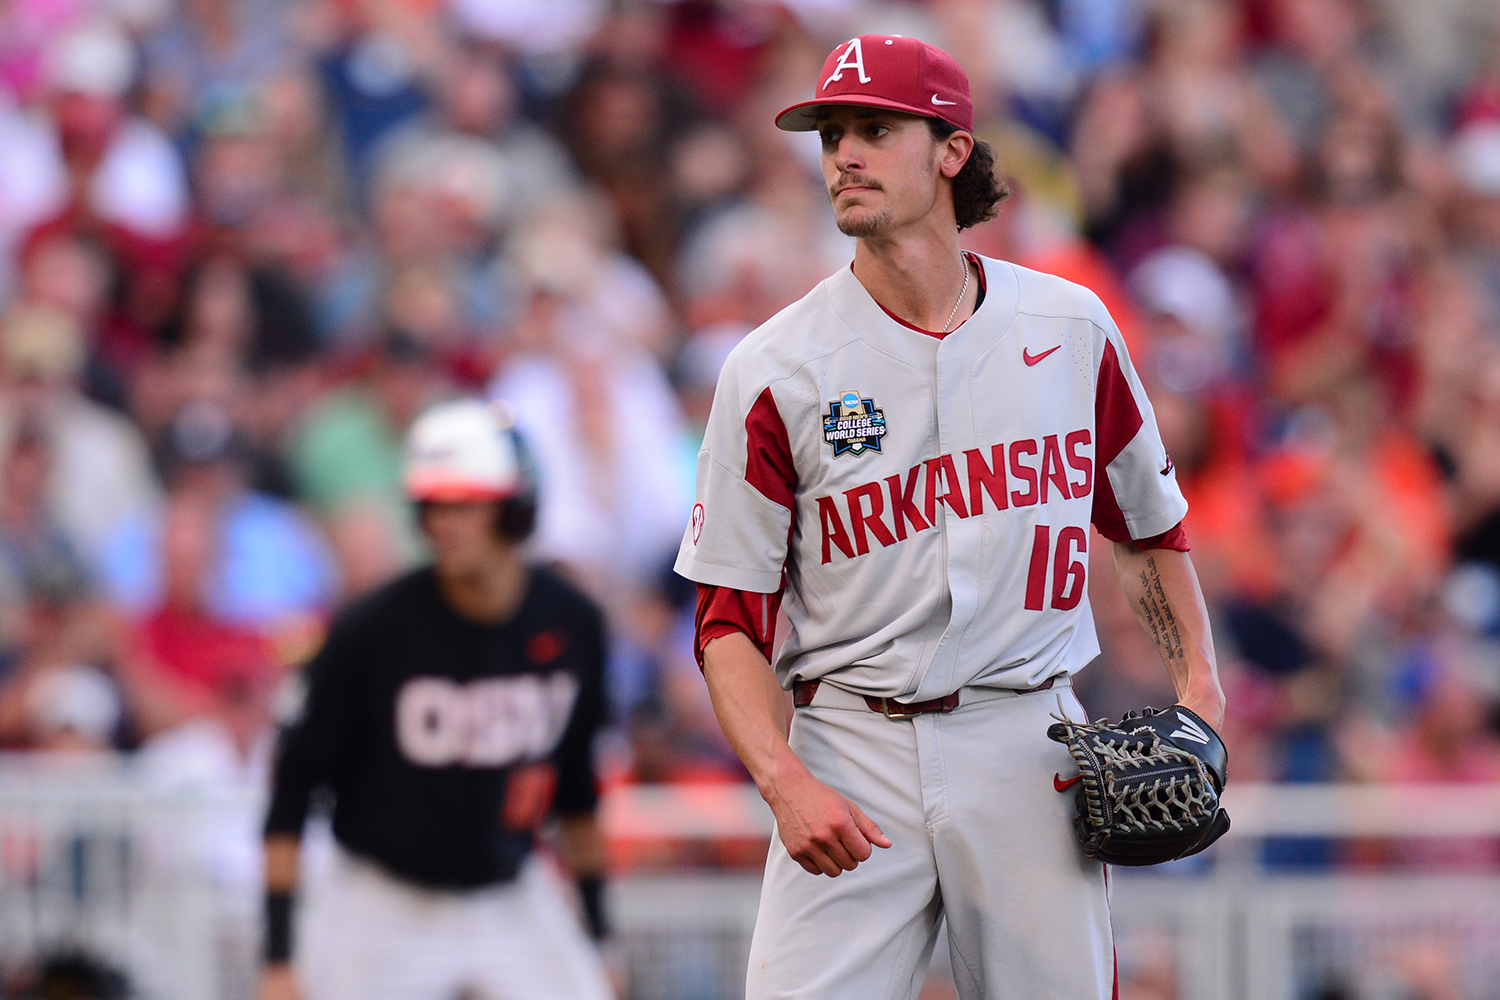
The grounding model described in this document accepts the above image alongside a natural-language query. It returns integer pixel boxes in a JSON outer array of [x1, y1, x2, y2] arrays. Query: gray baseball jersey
[[673, 255, 1186, 700]]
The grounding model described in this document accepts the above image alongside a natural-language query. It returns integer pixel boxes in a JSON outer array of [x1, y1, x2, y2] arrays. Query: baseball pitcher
[[675, 35, 1229, 1000]]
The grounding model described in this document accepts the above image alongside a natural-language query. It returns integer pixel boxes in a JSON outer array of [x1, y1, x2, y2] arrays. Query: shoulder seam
[[709, 455, 799, 518], [753, 284, 863, 389], [816, 284, 940, 386], [1015, 311, 1109, 332], [726, 283, 855, 384]]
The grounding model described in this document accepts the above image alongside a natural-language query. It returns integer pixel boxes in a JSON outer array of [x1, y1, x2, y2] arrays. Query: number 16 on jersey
[[1025, 525, 1087, 611]]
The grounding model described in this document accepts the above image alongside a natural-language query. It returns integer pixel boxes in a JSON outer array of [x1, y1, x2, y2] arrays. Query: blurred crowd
[[0, 0, 1497, 837]]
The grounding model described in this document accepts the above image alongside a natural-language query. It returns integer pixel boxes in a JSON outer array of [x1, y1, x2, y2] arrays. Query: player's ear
[[938, 131, 974, 180]]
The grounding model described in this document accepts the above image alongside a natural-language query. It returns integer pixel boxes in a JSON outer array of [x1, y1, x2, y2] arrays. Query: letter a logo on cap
[[823, 38, 871, 90]]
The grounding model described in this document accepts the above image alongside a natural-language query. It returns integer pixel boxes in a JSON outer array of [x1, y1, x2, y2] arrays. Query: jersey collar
[[872, 250, 989, 339], [824, 253, 1020, 354]]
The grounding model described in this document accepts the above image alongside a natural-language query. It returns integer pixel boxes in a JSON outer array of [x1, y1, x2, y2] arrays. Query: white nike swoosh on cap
[[931, 95, 956, 105]]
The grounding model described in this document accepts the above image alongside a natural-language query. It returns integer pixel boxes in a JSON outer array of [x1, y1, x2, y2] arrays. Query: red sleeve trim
[[1132, 521, 1190, 552], [694, 583, 783, 668], [1090, 340, 1145, 543], [745, 387, 796, 510]]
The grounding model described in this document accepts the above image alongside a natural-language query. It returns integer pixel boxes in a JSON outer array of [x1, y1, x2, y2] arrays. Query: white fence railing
[[0, 757, 235, 1000], [600, 780, 1500, 842], [2, 758, 1498, 1000]]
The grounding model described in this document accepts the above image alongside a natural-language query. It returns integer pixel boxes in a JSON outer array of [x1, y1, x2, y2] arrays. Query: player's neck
[[851, 224, 973, 332], [435, 549, 530, 625]]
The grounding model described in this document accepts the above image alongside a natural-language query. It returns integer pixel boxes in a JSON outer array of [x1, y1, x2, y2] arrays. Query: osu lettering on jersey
[[674, 256, 1188, 701], [265, 566, 605, 888]]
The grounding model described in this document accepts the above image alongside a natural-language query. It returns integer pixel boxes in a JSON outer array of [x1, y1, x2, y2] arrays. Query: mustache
[[831, 175, 882, 196]]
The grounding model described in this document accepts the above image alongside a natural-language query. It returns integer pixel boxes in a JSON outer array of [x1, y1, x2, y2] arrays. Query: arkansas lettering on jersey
[[815, 431, 1093, 564], [674, 256, 1187, 701]]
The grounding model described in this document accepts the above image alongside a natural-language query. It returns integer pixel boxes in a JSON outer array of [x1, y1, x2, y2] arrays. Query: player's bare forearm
[[702, 631, 891, 876], [1109, 543, 1225, 729], [557, 813, 607, 879], [557, 813, 611, 943], [701, 631, 796, 790], [264, 833, 300, 894], [258, 834, 302, 999]]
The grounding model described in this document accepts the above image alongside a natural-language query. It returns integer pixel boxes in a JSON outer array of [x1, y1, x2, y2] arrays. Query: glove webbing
[[1052, 716, 1218, 836], [1093, 738, 1218, 833]]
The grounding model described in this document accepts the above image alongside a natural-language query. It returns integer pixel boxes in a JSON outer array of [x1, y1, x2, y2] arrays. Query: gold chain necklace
[[941, 253, 970, 333]]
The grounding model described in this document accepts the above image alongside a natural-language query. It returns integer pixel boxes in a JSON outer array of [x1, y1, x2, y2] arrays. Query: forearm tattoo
[[1136, 556, 1185, 661]]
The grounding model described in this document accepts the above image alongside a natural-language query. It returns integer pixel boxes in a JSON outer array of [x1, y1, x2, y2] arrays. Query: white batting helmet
[[403, 398, 534, 502]]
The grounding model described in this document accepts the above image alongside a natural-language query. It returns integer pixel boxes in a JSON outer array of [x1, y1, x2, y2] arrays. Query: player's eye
[[866, 123, 890, 138], [819, 128, 841, 146]]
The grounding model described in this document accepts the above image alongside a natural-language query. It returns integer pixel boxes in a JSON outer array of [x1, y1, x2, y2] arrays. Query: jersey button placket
[[928, 337, 977, 696]]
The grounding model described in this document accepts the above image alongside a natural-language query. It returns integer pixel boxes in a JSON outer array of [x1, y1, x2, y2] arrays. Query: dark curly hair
[[928, 119, 1009, 230]]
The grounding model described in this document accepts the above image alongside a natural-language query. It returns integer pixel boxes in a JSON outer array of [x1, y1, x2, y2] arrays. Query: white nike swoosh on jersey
[[931, 95, 956, 106]]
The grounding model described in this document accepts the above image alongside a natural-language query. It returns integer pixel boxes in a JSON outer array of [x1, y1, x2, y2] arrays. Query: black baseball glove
[[1047, 705, 1230, 867]]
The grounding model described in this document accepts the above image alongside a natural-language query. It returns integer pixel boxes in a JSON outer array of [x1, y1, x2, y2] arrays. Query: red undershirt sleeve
[[1131, 521, 1190, 552], [694, 583, 785, 668]]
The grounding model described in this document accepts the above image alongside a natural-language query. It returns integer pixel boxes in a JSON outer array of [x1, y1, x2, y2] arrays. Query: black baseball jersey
[[264, 565, 605, 889]]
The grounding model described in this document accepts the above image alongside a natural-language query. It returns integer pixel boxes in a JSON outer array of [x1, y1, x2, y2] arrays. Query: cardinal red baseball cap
[[775, 35, 973, 134]]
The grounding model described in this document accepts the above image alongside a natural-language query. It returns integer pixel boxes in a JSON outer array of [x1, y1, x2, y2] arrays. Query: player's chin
[[834, 206, 893, 239], [430, 548, 478, 578]]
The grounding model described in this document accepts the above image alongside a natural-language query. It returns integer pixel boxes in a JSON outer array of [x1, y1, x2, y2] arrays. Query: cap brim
[[775, 95, 951, 132], [406, 477, 518, 502]]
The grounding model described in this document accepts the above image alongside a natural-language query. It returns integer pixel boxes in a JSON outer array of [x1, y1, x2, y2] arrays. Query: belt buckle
[[874, 697, 923, 720]]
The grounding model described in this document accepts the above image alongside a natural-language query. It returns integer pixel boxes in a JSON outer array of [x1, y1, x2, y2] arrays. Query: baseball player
[[258, 399, 615, 1000], [675, 35, 1227, 1000]]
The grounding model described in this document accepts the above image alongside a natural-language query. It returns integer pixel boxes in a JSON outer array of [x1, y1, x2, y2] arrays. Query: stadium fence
[[2, 758, 1498, 999]]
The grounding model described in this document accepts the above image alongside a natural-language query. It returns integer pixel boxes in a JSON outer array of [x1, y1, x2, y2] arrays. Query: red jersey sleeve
[[688, 378, 797, 668], [1090, 319, 1189, 543]]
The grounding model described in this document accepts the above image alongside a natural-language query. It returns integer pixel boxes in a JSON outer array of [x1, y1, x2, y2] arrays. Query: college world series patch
[[823, 391, 887, 457]]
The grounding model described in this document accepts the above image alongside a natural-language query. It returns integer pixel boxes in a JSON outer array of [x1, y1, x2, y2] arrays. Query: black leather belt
[[792, 677, 1054, 719]]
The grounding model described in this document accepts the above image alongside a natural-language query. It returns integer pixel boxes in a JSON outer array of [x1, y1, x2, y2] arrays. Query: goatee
[[835, 208, 894, 238]]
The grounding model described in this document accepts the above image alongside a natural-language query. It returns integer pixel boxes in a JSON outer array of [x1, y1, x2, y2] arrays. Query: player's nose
[[829, 134, 866, 173]]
